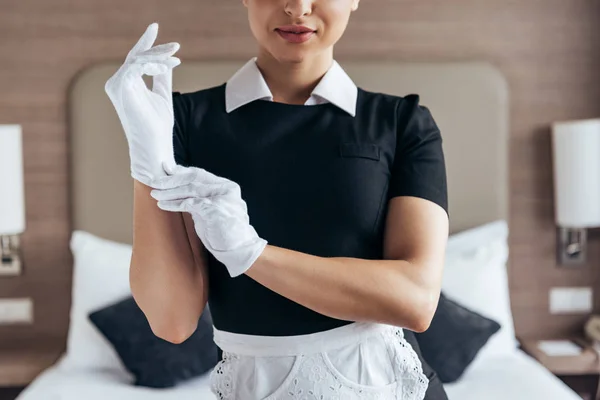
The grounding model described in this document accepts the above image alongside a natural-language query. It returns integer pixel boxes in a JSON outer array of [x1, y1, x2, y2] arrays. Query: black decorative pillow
[[414, 292, 501, 383], [89, 296, 219, 388]]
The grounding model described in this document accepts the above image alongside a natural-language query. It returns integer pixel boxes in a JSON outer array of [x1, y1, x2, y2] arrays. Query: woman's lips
[[275, 28, 315, 44]]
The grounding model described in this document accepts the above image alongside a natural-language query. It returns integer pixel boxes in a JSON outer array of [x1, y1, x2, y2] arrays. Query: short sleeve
[[172, 91, 190, 167], [387, 95, 448, 216]]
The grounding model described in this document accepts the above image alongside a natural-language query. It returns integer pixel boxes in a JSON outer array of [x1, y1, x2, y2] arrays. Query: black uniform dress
[[172, 84, 449, 399]]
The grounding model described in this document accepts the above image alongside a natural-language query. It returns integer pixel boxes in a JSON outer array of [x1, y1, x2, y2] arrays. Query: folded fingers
[[127, 56, 181, 77], [156, 197, 213, 213], [151, 163, 240, 191], [135, 42, 180, 61], [156, 197, 195, 212], [150, 166, 201, 189], [150, 181, 236, 202]]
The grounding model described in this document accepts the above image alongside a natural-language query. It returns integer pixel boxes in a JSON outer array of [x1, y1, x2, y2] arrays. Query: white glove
[[104, 22, 182, 187], [149, 163, 268, 278]]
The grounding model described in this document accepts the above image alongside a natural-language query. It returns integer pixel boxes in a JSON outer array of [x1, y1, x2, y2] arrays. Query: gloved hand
[[149, 163, 268, 278], [105, 22, 182, 187]]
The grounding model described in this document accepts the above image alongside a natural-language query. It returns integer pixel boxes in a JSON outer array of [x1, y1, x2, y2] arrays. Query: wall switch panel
[[0, 256, 21, 276], [0, 297, 33, 324], [549, 287, 593, 314]]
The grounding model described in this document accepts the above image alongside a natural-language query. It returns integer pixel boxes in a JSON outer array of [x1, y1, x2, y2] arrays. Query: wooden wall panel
[[0, 0, 599, 350]]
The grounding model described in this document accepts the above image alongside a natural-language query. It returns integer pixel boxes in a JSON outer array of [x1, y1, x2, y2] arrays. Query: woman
[[105, 0, 449, 399]]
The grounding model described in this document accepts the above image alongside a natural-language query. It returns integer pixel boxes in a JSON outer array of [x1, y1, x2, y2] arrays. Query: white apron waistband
[[212, 321, 400, 357]]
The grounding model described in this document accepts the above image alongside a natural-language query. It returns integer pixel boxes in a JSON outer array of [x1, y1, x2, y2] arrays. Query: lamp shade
[[552, 118, 600, 228], [0, 125, 26, 235]]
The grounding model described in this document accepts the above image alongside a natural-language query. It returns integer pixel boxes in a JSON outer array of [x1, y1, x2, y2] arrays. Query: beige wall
[[1, 0, 599, 349]]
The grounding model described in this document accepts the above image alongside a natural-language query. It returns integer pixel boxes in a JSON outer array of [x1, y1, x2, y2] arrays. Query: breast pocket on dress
[[338, 143, 381, 161], [321, 143, 389, 237]]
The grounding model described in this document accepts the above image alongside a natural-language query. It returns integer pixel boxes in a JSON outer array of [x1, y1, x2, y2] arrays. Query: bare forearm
[[245, 245, 439, 332], [130, 179, 208, 343]]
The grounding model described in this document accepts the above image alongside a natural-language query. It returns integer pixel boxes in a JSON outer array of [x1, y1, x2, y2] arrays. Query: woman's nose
[[284, 0, 313, 17]]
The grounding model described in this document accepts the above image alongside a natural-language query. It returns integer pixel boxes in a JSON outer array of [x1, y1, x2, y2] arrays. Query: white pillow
[[59, 230, 134, 377], [441, 219, 518, 359]]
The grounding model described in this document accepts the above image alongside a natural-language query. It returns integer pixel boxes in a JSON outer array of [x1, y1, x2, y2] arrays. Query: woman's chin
[[270, 47, 311, 64]]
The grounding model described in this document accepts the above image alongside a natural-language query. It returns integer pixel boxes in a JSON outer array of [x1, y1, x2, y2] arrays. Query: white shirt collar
[[225, 57, 357, 117]]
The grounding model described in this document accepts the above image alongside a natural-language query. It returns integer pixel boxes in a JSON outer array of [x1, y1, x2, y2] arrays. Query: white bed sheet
[[17, 350, 581, 400], [443, 350, 581, 400], [16, 355, 218, 400]]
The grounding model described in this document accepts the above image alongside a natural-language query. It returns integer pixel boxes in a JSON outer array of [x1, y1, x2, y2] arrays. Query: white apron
[[209, 321, 428, 400]]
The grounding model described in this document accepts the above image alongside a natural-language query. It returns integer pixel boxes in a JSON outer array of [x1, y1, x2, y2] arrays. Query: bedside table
[[0, 345, 63, 400], [519, 337, 600, 400]]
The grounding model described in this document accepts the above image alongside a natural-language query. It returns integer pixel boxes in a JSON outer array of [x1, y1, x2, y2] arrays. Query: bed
[[16, 60, 582, 400], [16, 349, 580, 400]]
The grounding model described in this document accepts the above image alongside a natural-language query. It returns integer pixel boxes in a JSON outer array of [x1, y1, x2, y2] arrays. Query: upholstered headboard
[[69, 61, 508, 244]]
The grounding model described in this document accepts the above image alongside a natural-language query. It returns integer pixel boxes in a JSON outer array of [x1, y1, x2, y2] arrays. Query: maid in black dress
[[106, 1, 450, 398]]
